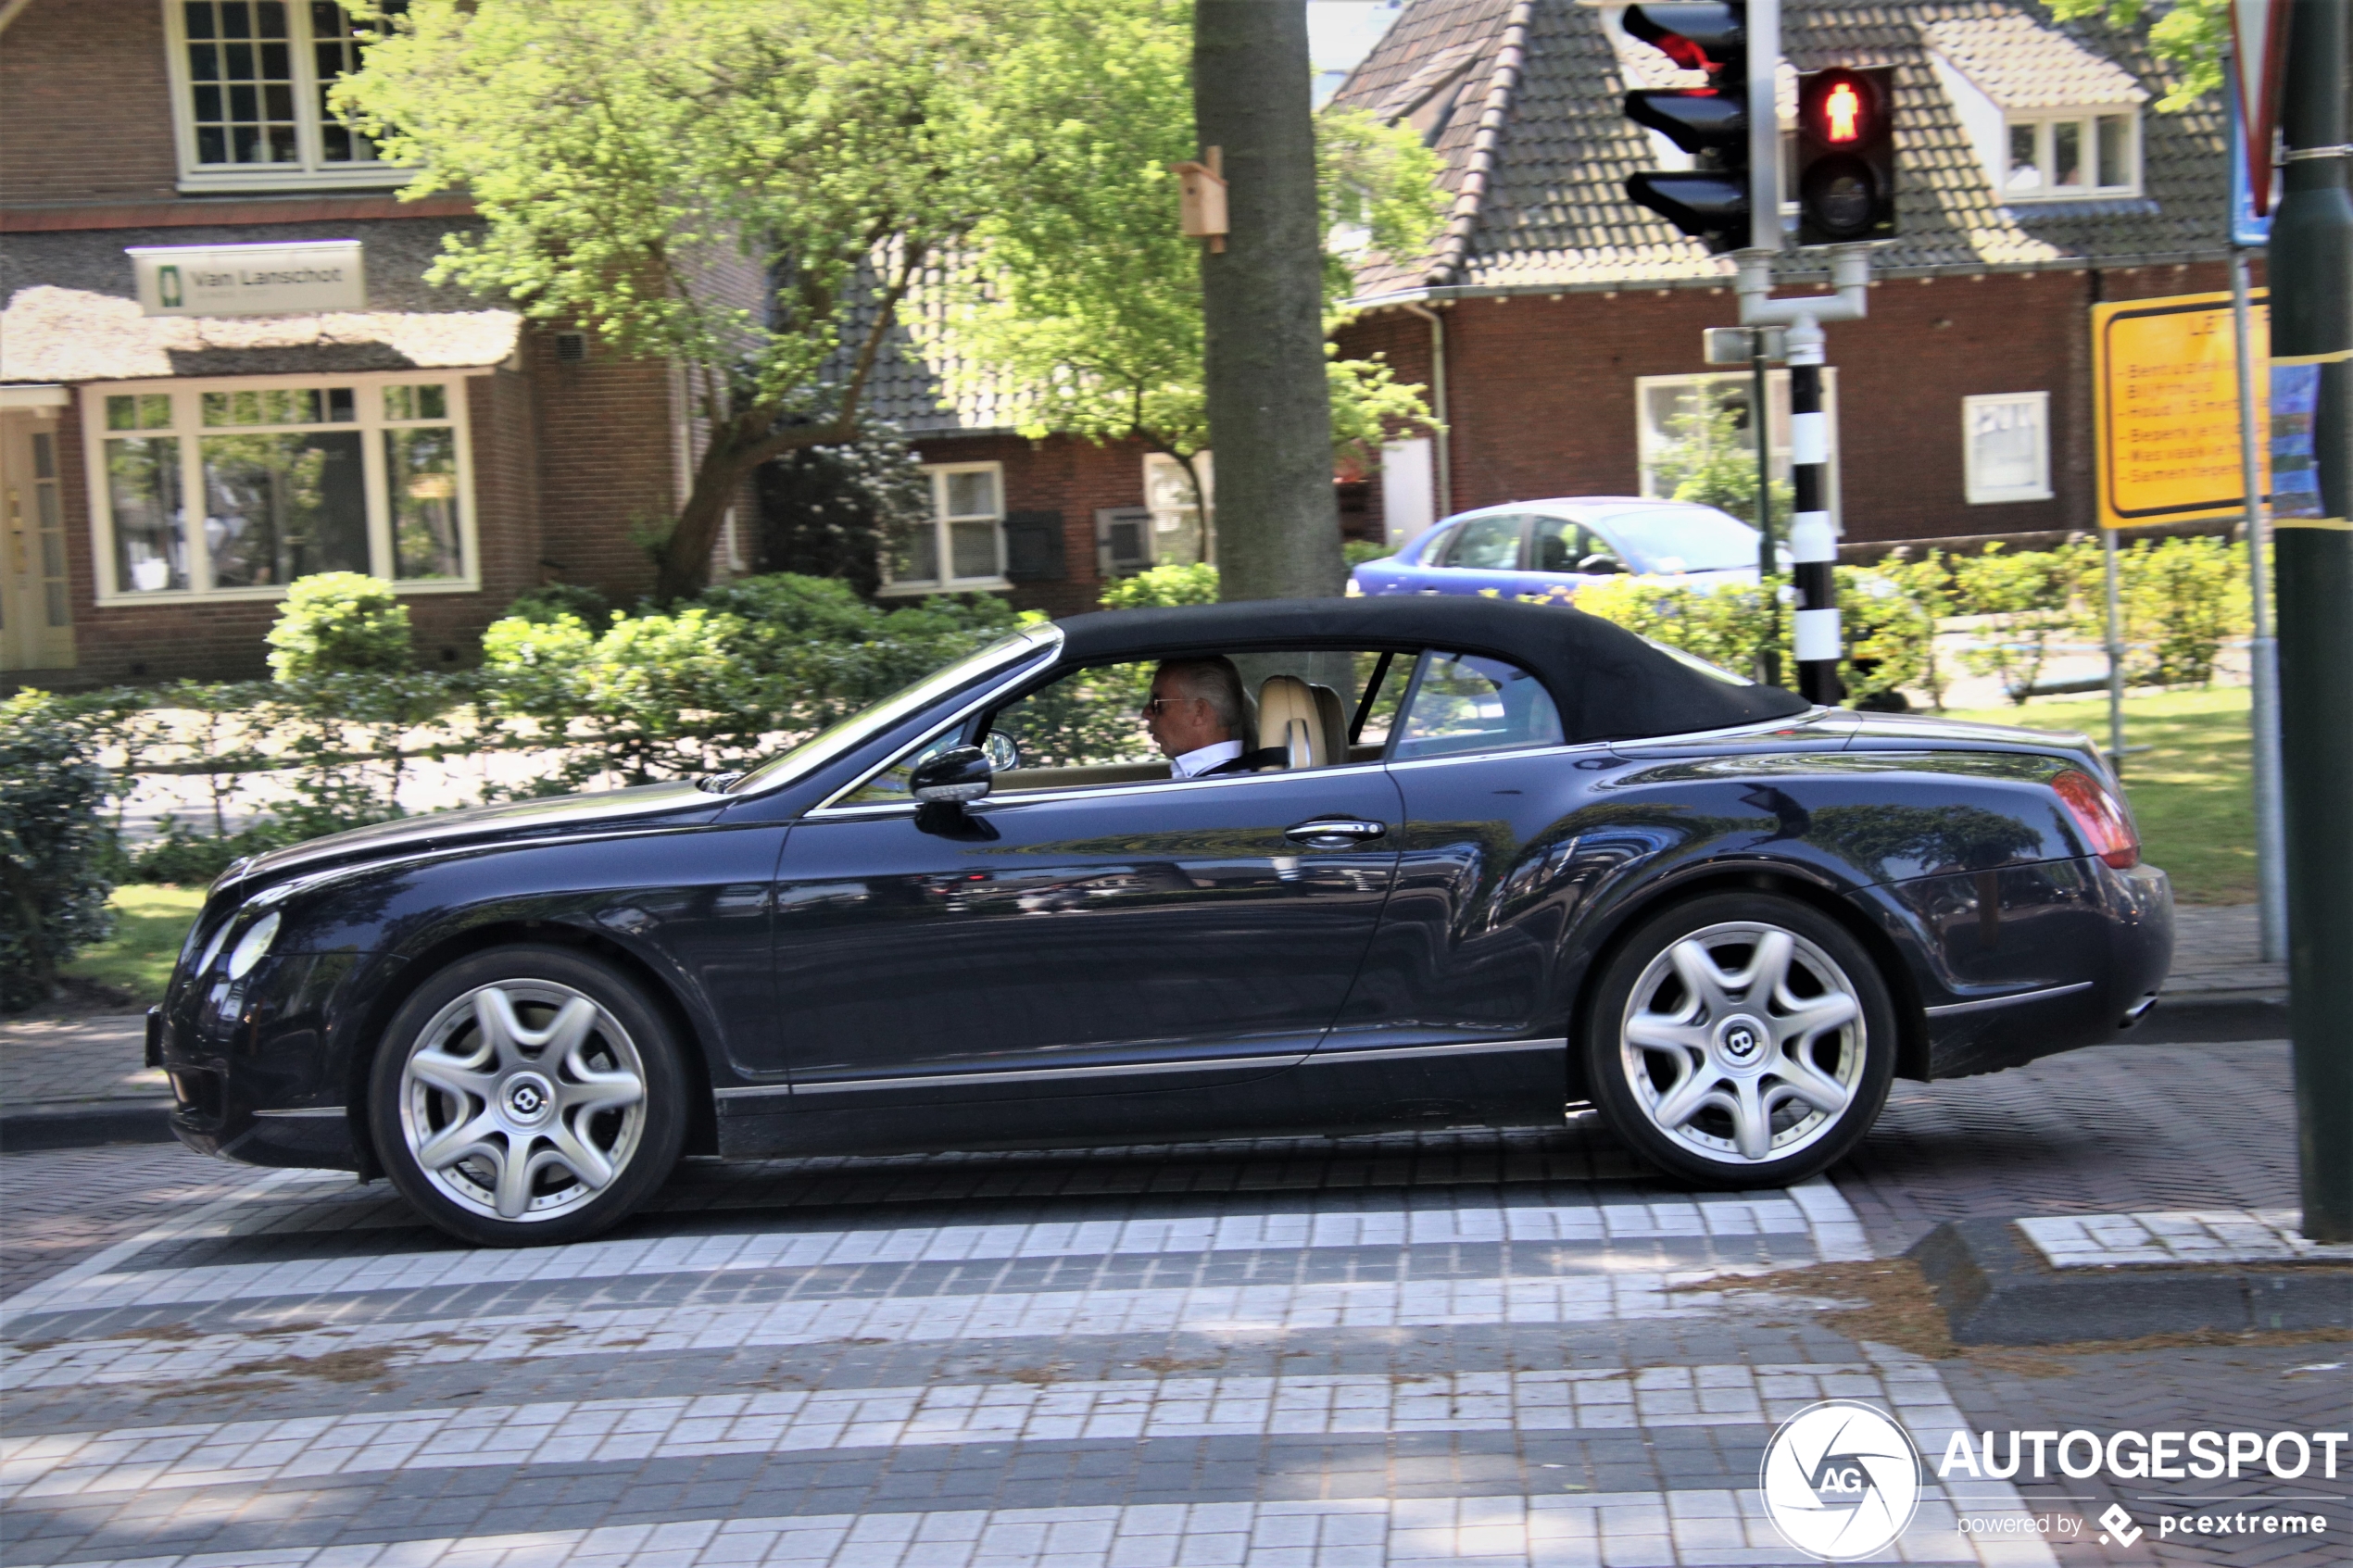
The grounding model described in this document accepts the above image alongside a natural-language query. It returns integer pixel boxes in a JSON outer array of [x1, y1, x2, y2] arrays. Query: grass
[[60, 884, 206, 1008], [1941, 685, 2255, 905]]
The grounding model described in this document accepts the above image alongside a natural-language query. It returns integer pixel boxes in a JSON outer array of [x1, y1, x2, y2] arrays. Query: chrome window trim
[[1923, 980, 2095, 1018], [807, 757, 1402, 821]]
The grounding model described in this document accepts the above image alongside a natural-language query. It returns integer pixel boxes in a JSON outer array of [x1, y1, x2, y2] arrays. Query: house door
[[1, 410, 75, 673]]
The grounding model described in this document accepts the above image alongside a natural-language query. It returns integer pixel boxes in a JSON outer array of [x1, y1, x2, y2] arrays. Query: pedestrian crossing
[[0, 1140, 2054, 1566]]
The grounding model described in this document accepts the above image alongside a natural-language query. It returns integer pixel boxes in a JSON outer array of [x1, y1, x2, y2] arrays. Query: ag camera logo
[[1761, 1399, 1924, 1561]]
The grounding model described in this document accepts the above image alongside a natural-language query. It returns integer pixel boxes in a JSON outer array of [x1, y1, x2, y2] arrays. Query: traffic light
[[1621, 3, 1760, 255], [1793, 67, 1897, 245]]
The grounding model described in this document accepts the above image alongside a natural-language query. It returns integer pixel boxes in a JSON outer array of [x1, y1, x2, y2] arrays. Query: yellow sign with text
[[2093, 290, 2268, 529]]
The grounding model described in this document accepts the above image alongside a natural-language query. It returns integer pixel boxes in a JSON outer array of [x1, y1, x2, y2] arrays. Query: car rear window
[[1441, 514, 1525, 570], [1596, 507, 1758, 573], [1391, 650, 1564, 759]]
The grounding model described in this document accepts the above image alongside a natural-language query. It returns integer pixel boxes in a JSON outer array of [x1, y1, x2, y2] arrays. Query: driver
[[1143, 657, 1274, 778]]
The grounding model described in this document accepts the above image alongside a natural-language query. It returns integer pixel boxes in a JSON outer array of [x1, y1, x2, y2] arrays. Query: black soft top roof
[[1054, 596, 1809, 744]]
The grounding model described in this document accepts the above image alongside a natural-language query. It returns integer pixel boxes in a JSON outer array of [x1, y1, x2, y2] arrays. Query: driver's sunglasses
[[1139, 696, 1194, 717]]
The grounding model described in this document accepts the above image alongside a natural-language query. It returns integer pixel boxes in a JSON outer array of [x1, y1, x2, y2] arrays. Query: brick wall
[[1, 0, 181, 206], [1337, 258, 2247, 547], [524, 324, 678, 604], [908, 432, 1154, 621]]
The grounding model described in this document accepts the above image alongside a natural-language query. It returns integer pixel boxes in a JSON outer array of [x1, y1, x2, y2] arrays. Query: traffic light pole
[[2270, 0, 2351, 1244], [1735, 245, 1872, 707]]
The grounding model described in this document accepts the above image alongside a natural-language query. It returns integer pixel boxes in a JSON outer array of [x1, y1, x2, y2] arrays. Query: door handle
[[1285, 818, 1388, 847]]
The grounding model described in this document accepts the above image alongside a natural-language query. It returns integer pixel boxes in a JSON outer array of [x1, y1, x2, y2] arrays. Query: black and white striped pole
[[1785, 317, 1840, 704], [1733, 246, 1870, 702]]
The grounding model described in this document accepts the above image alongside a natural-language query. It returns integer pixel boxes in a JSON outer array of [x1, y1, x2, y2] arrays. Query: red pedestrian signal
[[1794, 67, 1897, 245]]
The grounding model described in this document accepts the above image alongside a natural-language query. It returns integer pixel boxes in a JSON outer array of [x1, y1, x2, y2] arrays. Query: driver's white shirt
[[1169, 739, 1244, 779]]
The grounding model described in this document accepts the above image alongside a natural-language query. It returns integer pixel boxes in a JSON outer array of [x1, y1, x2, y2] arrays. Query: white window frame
[[1635, 370, 1841, 529], [80, 371, 482, 607], [1963, 392, 2053, 504], [881, 461, 1009, 596], [162, 0, 412, 193], [2001, 107, 2141, 202]]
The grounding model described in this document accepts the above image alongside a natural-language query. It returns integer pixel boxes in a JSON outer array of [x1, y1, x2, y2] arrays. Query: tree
[[338, 0, 1136, 602], [2043, 0, 2226, 111], [934, 0, 1442, 578]]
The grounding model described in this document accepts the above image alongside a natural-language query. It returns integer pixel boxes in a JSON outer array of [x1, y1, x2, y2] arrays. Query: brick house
[[0, 0, 756, 687], [1319, 0, 2248, 557]]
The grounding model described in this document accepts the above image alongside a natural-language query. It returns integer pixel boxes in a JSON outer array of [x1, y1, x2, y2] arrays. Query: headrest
[[1257, 675, 1329, 770]]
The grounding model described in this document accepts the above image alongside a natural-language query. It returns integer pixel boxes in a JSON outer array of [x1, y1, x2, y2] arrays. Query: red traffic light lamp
[[1794, 66, 1897, 245]]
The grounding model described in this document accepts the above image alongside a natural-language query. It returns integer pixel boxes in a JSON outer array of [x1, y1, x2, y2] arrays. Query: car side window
[[1441, 514, 1526, 570], [1529, 517, 1602, 574], [1391, 650, 1564, 760]]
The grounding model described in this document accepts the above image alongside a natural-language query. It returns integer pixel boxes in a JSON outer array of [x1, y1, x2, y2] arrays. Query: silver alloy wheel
[[1617, 921, 1865, 1166], [397, 981, 648, 1223]]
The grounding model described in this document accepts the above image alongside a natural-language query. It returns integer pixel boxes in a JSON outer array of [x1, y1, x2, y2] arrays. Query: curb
[[1908, 1216, 2352, 1345], [0, 1102, 176, 1153]]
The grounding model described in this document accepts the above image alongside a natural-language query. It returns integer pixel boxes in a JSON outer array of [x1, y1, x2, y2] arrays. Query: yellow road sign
[[2093, 289, 2269, 529]]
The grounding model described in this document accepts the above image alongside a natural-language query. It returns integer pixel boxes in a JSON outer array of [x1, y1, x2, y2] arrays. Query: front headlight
[[226, 910, 282, 980]]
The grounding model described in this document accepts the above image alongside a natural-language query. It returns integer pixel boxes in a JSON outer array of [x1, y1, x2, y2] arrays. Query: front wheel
[[369, 945, 687, 1247], [1582, 893, 1894, 1188]]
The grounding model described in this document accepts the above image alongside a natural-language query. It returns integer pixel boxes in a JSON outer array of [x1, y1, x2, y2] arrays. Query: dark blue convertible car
[[155, 596, 2171, 1246]]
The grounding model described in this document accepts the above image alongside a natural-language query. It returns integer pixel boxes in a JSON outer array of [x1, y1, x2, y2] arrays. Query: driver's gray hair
[[1155, 656, 1246, 734]]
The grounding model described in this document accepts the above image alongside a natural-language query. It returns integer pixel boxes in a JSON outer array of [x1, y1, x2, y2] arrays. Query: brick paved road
[[1, 1037, 2344, 1567]]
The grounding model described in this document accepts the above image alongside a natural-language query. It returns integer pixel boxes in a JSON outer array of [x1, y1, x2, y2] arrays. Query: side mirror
[[1577, 552, 1627, 575], [910, 745, 993, 806]]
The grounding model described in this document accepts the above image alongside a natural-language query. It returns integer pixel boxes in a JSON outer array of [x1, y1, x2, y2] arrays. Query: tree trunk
[[1194, 0, 1343, 603], [652, 427, 762, 605]]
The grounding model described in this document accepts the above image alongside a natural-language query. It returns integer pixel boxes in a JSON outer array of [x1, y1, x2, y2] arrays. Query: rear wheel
[[1583, 893, 1894, 1187], [369, 945, 687, 1247]]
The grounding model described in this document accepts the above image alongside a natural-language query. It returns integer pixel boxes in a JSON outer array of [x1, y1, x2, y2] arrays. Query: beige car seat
[[1256, 676, 1346, 770]]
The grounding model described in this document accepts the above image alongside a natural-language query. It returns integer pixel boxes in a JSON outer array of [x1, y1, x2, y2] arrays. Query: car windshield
[[730, 624, 1060, 793], [1595, 507, 1759, 573]]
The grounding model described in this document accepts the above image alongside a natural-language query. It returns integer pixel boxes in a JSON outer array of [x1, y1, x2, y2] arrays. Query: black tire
[[1582, 892, 1894, 1188], [368, 944, 688, 1247]]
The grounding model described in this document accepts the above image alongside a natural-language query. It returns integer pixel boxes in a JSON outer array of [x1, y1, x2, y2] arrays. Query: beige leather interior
[[1257, 676, 1342, 770]]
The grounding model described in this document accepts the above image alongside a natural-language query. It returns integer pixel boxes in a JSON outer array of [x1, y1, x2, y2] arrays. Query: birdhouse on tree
[[1169, 148, 1228, 252]]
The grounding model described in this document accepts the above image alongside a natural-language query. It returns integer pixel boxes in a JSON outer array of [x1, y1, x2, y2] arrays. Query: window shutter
[[1002, 510, 1065, 583]]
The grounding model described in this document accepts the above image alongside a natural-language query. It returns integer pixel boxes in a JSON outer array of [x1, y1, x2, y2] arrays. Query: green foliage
[[1098, 562, 1222, 609], [2044, 0, 2226, 112], [504, 583, 613, 627], [1572, 566, 1931, 707], [1342, 539, 1394, 569], [264, 572, 414, 680], [2118, 535, 2248, 687], [1647, 396, 1792, 532], [932, 16, 1446, 500], [0, 692, 117, 1010], [1952, 540, 2098, 703]]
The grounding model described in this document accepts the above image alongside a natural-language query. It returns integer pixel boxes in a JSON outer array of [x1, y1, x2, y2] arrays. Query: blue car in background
[[1353, 497, 1764, 601]]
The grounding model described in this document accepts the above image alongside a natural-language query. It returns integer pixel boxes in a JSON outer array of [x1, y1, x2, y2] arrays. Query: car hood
[[220, 782, 725, 896]]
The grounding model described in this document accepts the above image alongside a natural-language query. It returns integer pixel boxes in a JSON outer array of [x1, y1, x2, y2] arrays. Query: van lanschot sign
[[128, 239, 367, 318]]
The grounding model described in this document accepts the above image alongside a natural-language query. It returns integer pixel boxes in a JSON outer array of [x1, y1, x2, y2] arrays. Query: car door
[[1428, 511, 1531, 596], [767, 708, 1403, 1111], [1526, 514, 1617, 601]]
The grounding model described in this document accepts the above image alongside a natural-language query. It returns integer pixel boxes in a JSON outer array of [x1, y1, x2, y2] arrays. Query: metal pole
[[2271, 0, 2353, 1244], [1753, 335, 1782, 687], [2102, 525, 2126, 771], [1787, 314, 1841, 706], [2231, 248, 2289, 963]]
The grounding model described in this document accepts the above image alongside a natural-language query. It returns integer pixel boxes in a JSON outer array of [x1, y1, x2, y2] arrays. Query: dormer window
[[166, 2, 409, 192], [2005, 109, 2139, 199]]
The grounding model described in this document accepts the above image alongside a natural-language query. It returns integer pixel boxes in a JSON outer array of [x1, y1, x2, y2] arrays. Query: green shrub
[[504, 583, 613, 627], [1, 692, 117, 1010], [1099, 562, 1220, 609], [1952, 540, 2095, 703], [265, 571, 413, 680], [1574, 566, 1931, 707], [1343, 539, 1393, 569], [2118, 536, 2247, 687]]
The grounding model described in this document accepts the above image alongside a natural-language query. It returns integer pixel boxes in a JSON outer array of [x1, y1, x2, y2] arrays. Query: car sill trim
[[1304, 1036, 1568, 1065], [252, 1106, 346, 1119], [1923, 980, 2095, 1017]]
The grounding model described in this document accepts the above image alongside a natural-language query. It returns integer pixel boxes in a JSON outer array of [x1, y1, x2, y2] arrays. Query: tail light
[[2052, 769, 2139, 870]]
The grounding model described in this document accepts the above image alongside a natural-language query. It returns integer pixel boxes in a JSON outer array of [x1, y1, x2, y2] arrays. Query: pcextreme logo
[[1759, 1400, 1924, 1561]]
